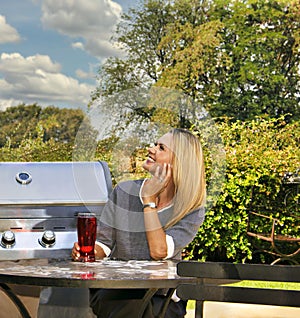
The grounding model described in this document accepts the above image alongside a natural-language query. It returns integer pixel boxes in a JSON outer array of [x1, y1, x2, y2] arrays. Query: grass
[[187, 300, 196, 310], [230, 281, 300, 290]]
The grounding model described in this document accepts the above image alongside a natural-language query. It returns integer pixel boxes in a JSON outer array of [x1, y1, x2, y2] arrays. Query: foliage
[[90, 0, 174, 101], [0, 124, 74, 162], [0, 104, 41, 147], [92, 0, 300, 122], [158, 0, 300, 120], [0, 104, 95, 162], [39, 106, 86, 143], [184, 115, 300, 263], [0, 104, 85, 148], [209, 0, 300, 120]]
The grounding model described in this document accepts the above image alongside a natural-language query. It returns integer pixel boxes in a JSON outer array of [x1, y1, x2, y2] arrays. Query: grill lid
[[0, 161, 112, 206]]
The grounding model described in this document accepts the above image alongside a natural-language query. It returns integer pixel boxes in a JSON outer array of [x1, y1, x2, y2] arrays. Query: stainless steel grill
[[0, 161, 112, 260]]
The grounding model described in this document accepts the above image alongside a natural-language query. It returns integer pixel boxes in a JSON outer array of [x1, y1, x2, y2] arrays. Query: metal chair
[[176, 261, 300, 318]]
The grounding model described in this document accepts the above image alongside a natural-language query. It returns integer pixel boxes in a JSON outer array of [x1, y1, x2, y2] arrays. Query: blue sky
[[0, 0, 138, 111]]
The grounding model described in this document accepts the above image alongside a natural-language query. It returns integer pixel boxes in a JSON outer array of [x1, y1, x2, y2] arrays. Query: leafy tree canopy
[[0, 104, 86, 148], [92, 0, 300, 122]]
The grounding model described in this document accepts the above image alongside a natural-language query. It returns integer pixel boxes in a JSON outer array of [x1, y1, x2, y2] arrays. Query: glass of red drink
[[77, 212, 97, 262]]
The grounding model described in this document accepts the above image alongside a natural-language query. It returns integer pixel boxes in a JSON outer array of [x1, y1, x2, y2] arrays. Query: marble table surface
[[0, 258, 196, 289]]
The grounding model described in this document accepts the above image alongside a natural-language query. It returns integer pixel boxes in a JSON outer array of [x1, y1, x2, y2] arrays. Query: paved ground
[[185, 302, 300, 318]]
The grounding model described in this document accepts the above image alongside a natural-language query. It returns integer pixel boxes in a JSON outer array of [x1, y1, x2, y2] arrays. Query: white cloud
[[0, 15, 21, 44], [72, 42, 85, 50], [40, 0, 123, 60], [0, 53, 61, 74], [76, 68, 95, 80], [0, 53, 95, 110]]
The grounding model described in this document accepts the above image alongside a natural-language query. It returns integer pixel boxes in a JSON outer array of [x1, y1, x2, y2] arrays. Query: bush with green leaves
[[185, 115, 299, 263], [0, 125, 73, 162]]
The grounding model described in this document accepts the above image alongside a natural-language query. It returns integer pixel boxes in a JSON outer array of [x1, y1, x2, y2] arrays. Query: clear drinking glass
[[77, 212, 97, 262]]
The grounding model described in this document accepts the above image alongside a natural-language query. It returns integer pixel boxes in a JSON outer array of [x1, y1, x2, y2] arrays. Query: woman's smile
[[143, 133, 173, 173]]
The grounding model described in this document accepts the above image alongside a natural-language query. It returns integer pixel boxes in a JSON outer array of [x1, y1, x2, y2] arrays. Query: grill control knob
[[1, 230, 16, 248], [39, 230, 56, 248]]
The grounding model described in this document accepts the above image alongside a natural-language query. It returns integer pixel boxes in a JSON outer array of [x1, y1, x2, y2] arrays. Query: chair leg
[[0, 283, 31, 318], [195, 300, 204, 318], [138, 288, 158, 318], [158, 288, 176, 318]]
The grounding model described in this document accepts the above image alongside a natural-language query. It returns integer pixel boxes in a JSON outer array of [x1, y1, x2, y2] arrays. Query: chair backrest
[[177, 261, 300, 282], [176, 261, 300, 307]]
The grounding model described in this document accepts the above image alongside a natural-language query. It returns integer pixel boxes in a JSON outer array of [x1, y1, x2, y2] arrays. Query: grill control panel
[[0, 230, 59, 249], [0, 230, 77, 260]]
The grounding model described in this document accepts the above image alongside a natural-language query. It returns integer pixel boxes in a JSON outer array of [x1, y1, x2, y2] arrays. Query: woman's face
[[143, 133, 174, 175]]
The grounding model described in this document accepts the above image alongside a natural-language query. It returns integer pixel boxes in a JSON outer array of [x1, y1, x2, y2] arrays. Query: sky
[[0, 0, 138, 112]]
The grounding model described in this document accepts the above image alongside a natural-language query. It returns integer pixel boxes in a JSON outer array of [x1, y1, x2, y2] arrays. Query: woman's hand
[[142, 163, 172, 203], [71, 242, 81, 261], [72, 242, 106, 261]]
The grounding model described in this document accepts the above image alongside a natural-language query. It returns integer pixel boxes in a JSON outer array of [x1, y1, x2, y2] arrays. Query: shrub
[[185, 116, 299, 263]]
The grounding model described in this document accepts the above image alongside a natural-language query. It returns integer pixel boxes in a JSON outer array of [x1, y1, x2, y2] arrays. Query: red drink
[[77, 212, 97, 262]]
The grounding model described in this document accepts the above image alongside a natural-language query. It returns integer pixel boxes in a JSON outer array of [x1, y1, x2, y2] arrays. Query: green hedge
[[0, 125, 73, 161], [184, 116, 299, 263]]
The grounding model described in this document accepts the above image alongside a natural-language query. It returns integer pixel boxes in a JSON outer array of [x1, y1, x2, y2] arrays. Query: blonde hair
[[165, 128, 206, 228]]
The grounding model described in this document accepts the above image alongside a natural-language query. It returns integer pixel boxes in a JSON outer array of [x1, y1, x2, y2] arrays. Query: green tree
[[0, 124, 73, 162], [159, 0, 300, 120], [39, 106, 85, 144], [91, 0, 215, 129], [0, 104, 41, 147], [91, 0, 174, 100], [212, 0, 300, 120], [92, 0, 300, 122], [0, 104, 86, 147]]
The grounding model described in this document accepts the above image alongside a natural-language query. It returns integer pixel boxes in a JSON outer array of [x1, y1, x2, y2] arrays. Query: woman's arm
[[142, 163, 172, 260], [143, 206, 205, 260], [165, 207, 205, 258], [143, 205, 168, 260]]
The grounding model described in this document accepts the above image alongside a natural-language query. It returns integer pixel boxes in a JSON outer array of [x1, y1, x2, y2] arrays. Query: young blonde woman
[[72, 128, 206, 318]]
